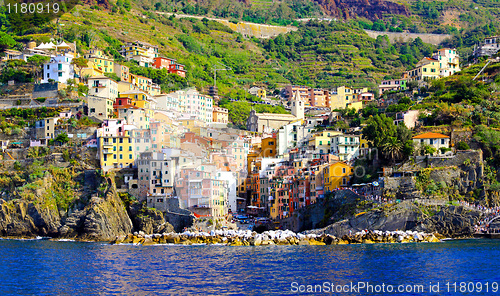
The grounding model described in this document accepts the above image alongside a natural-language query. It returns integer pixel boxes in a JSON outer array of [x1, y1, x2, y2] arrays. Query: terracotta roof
[[412, 132, 449, 139]]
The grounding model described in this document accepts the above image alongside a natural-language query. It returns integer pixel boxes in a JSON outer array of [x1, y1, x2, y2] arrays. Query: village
[[0, 34, 499, 231]]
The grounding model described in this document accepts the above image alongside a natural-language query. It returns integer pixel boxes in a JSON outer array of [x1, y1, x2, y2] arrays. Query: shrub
[[456, 141, 470, 150]]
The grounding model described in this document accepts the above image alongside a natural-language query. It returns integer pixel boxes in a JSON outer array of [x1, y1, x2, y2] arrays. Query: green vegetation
[[363, 114, 414, 163]]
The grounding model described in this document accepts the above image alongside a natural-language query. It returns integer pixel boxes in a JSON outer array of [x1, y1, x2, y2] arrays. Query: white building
[[154, 94, 179, 111], [87, 76, 118, 101], [330, 134, 360, 161], [473, 36, 500, 58], [120, 41, 159, 67], [277, 120, 303, 155], [216, 171, 238, 213], [412, 132, 450, 154], [184, 88, 213, 123], [394, 110, 420, 129], [117, 107, 150, 130], [137, 152, 177, 210], [42, 53, 74, 84], [432, 48, 460, 77]]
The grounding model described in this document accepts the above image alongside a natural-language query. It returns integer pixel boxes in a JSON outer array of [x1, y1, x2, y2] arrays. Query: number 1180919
[[6, 3, 60, 14], [446, 282, 499, 293]]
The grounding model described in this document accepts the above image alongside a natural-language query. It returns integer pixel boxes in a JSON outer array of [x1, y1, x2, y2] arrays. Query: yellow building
[[87, 95, 114, 120], [323, 162, 353, 192], [329, 86, 368, 110], [179, 117, 205, 130], [269, 186, 280, 220], [261, 137, 277, 157], [120, 41, 158, 67], [408, 57, 440, 82], [249, 86, 267, 99], [80, 63, 103, 79], [119, 90, 154, 118], [117, 81, 140, 93], [130, 73, 161, 96], [99, 131, 135, 171], [308, 135, 332, 155], [84, 54, 115, 74], [360, 138, 370, 157], [213, 106, 229, 124], [347, 101, 363, 111], [114, 63, 130, 82]]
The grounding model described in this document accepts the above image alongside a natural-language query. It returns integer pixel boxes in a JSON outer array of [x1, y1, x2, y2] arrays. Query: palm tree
[[382, 137, 403, 163]]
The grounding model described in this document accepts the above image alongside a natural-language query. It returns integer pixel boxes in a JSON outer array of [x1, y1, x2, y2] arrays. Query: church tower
[[291, 91, 304, 120]]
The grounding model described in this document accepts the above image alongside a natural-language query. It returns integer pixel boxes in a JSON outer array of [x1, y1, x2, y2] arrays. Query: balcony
[[337, 141, 359, 146], [103, 150, 113, 154], [93, 84, 107, 88]]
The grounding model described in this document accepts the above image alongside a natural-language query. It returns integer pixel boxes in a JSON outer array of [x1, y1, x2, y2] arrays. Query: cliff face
[[0, 171, 133, 241], [306, 199, 483, 238], [313, 0, 410, 20], [0, 167, 194, 241]]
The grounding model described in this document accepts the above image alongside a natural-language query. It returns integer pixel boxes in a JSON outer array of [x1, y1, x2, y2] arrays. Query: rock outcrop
[[306, 200, 483, 239], [129, 204, 175, 235], [313, 0, 410, 20], [0, 170, 132, 241]]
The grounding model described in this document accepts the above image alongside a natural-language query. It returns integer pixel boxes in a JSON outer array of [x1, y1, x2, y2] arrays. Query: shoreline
[[110, 229, 445, 246], [5, 230, 495, 245]]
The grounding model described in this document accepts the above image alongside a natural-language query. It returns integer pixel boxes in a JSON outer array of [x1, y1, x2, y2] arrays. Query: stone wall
[[153, 198, 194, 232], [364, 30, 451, 45]]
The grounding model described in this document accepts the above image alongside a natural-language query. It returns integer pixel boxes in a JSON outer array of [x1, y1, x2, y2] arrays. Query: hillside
[[53, 5, 441, 91], [133, 0, 500, 33], [0, 1, 499, 126]]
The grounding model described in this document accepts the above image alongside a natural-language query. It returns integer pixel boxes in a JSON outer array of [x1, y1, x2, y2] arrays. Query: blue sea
[[0, 238, 499, 295]]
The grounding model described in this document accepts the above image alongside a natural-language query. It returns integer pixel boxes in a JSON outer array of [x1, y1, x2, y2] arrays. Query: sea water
[[0, 238, 499, 295]]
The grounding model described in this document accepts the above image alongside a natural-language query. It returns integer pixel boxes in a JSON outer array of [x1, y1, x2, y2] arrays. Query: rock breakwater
[[111, 229, 442, 246]]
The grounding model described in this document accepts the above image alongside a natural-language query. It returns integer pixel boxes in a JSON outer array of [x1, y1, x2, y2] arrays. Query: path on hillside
[[154, 12, 297, 38]]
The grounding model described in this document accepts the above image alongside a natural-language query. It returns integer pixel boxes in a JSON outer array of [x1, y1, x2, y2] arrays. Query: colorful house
[[323, 162, 353, 192]]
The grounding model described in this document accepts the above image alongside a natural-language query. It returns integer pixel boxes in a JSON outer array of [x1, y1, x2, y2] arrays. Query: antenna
[[212, 62, 231, 88], [210, 63, 231, 98]]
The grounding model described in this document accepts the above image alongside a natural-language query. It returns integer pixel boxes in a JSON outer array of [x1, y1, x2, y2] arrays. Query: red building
[[113, 97, 134, 109], [153, 57, 175, 70], [168, 63, 186, 78]]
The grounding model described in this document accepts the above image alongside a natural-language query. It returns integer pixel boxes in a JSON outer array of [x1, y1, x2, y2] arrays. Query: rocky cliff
[[0, 167, 188, 241], [313, 0, 410, 20], [304, 196, 483, 238]]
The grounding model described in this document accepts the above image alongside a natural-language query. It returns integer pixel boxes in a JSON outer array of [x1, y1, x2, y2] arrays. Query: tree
[[27, 55, 50, 83], [0, 32, 17, 57], [407, 80, 418, 91], [362, 114, 397, 148], [396, 124, 412, 143], [55, 133, 70, 144], [71, 56, 89, 83], [382, 137, 403, 162]]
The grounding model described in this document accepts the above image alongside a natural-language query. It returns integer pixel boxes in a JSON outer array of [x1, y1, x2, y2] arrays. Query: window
[[58, 72, 62, 77], [342, 168, 346, 174], [441, 139, 445, 145]]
